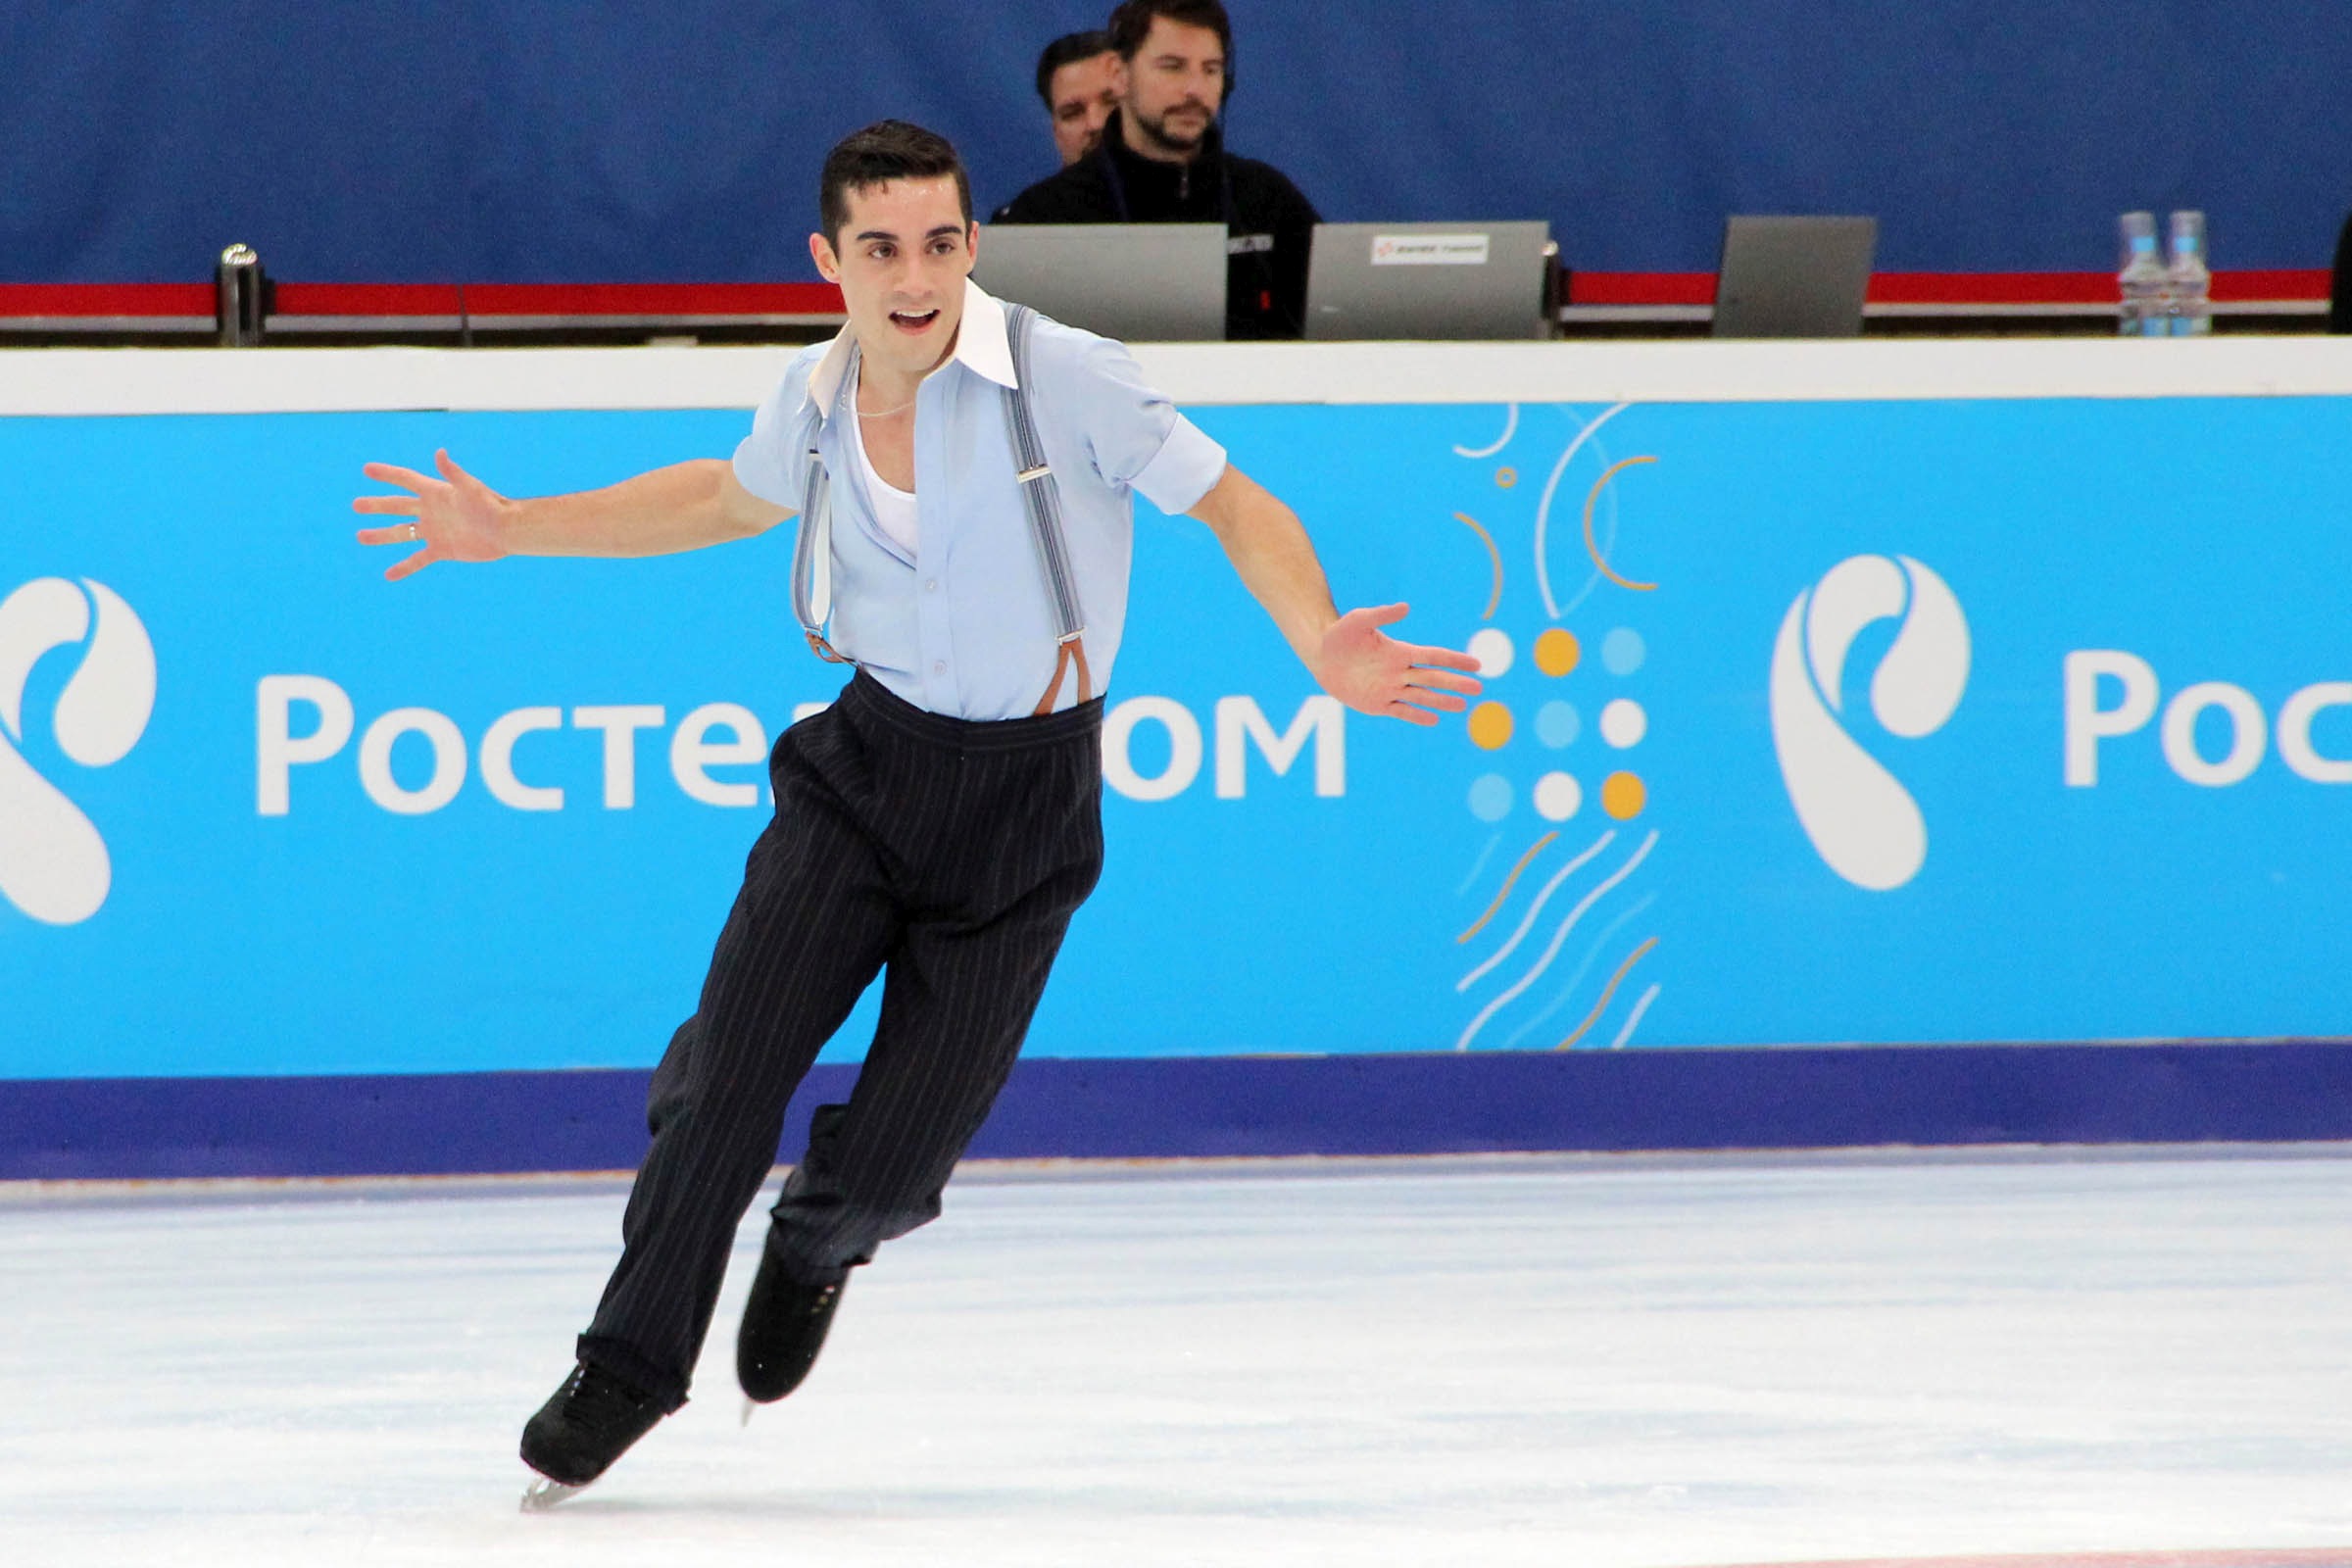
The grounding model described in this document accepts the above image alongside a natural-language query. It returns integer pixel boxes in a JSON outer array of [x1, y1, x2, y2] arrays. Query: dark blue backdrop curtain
[[1, 1, 2338, 283]]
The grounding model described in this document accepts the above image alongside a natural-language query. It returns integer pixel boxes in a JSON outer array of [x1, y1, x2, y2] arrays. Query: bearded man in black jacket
[[991, 0, 1321, 340]]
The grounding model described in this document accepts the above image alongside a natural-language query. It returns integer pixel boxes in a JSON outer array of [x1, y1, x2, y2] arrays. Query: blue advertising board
[[7, 376, 2352, 1170]]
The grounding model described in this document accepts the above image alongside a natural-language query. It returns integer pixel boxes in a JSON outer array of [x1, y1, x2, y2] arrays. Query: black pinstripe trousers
[[576, 671, 1105, 1408]]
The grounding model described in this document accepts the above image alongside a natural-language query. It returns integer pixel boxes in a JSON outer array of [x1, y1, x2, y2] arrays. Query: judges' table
[[6, 338, 2352, 1176]]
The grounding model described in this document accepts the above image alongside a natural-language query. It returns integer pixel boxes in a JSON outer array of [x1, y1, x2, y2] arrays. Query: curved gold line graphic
[[1554, 936, 1658, 1050], [1452, 513, 1505, 620], [1581, 456, 1659, 592], [1455, 830, 1558, 945]]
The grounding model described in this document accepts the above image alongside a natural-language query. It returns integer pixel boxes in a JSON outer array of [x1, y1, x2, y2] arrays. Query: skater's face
[[809, 177, 977, 380]]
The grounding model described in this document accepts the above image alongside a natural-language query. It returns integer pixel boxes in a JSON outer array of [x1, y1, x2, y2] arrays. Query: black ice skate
[[518, 1359, 665, 1510], [736, 1247, 847, 1422]]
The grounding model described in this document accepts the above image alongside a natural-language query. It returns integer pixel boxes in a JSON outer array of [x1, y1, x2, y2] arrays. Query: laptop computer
[[1303, 220, 1552, 341], [973, 222, 1228, 341], [1712, 216, 1878, 338]]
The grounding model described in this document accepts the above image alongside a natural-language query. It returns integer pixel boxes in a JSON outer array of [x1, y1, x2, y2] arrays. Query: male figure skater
[[354, 120, 1479, 1504]]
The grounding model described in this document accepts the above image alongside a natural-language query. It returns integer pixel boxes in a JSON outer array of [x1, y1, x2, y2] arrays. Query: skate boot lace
[[558, 1363, 653, 1435]]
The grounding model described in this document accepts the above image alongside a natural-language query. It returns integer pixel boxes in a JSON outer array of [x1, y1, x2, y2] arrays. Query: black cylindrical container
[[215, 244, 267, 346]]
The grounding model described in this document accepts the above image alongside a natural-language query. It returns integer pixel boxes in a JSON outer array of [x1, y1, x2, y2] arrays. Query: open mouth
[[888, 309, 941, 333]]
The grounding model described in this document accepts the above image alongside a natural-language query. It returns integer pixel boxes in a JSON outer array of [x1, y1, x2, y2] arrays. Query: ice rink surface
[[2, 1148, 2348, 1568]]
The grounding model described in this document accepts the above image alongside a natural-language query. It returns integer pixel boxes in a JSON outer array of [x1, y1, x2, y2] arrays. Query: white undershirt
[[848, 397, 918, 557]]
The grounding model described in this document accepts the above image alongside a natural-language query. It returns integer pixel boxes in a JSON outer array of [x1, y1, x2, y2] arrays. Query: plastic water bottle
[[2117, 212, 2168, 337], [2166, 210, 2212, 336]]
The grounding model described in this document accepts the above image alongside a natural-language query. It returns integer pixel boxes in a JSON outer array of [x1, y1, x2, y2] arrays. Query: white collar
[[805, 276, 1016, 419]]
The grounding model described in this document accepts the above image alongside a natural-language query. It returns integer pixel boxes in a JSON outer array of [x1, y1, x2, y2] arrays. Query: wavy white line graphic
[[1534, 402, 1630, 618], [1497, 891, 1657, 1050], [1451, 404, 1520, 459], [1456, 830, 1659, 1051], [1456, 829, 1615, 993], [1608, 983, 1663, 1049], [1454, 832, 1504, 897]]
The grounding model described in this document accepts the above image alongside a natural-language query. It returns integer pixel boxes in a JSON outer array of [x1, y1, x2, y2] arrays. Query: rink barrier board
[[5, 1042, 2352, 1181], [14, 345, 2352, 1175]]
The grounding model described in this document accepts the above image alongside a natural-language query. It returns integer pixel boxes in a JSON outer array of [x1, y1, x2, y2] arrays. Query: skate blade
[[740, 1395, 756, 1428], [520, 1476, 592, 1512]]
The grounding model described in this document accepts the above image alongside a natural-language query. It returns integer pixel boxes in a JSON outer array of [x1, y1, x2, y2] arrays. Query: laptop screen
[[1712, 216, 1878, 338], [1303, 220, 1552, 341], [974, 223, 1227, 342]]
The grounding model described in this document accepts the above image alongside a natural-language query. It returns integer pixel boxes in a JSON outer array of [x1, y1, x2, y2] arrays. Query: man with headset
[[992, 0, 1319, 339]]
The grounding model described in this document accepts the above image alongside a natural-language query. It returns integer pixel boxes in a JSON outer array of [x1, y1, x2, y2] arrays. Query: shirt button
[[925, 578, 940, 594], [932, 661, 947, 675]]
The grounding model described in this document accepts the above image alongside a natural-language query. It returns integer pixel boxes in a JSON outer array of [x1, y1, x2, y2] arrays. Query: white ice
[[2, 1149, 2350, 1568]]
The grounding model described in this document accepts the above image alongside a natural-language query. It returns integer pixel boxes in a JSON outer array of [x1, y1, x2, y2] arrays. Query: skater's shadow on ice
[[531, 1484, 1376, 1523]]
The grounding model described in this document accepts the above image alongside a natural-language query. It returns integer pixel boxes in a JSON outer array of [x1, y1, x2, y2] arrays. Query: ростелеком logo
[[1770, 555, 1968, 892], [0, 578, 156, 924]]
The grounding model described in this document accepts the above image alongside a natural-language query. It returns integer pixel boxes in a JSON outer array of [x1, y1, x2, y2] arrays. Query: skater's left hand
[[1186, 464, 1481, 725], [1312, 604, 1483, 727]]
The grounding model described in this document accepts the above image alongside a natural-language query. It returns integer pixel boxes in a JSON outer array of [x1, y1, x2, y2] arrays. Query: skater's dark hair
[[818, 121, 972, 245]]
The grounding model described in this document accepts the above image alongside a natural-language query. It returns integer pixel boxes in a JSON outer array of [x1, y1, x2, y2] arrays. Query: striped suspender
[[789, 347, 852, 666], [1001, 304, 1093, 714], [789, 312, 1092, 714]]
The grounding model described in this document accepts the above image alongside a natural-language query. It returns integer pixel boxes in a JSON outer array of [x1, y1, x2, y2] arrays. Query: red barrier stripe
[[1570, 269, 2332, 308], [1870, 270, 2117, 305], [2210, 268, 2332, 302], [270, 283, 462, 315], [272, 281, 848, 317], [0, 280, 847, 319], [0, 283, 216, 317], [1571, 271, 1717, 306], [1, 272, 2327, 319], [457, 282, 845, 317]]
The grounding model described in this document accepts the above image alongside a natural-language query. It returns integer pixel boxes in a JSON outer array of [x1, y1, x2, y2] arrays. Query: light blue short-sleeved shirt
[[733, 279, 1229, 720]]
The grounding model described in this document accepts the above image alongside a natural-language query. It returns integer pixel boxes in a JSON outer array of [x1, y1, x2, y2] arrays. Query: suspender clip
[[1016, 465, 1053, 483]]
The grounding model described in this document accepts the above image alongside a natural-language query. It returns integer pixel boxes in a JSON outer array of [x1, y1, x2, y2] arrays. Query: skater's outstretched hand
[[353, 449, 513, 582], [353, 454, 788, 577], [1190, 464, 1483, 727], [1312, 603, 1482, 727]]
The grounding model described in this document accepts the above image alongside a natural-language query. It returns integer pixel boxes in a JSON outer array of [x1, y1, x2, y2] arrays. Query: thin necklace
[[855, 362, 916, 419]]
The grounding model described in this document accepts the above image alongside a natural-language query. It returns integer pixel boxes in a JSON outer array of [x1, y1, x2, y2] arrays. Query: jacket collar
[[1097, 108, 1226, 186], [805, 276, 1014, 421]]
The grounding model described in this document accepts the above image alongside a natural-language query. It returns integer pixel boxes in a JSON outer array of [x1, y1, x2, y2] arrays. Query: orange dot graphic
[[1495, 466, 1518, 489], [1467, 702, 1515, 751], [1534, 628, 1581, 677], [1601, 770, 1646, 820]]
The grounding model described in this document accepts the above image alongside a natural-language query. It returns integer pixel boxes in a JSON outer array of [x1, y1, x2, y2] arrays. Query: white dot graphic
[[1467, 627, 1514, 679], [1599, 699, 1647, 749], [1533, 771, 1582, 821]]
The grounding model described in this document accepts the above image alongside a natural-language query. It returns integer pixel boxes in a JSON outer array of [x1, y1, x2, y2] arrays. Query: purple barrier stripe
[[4, 1043, 2351, 1182]]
